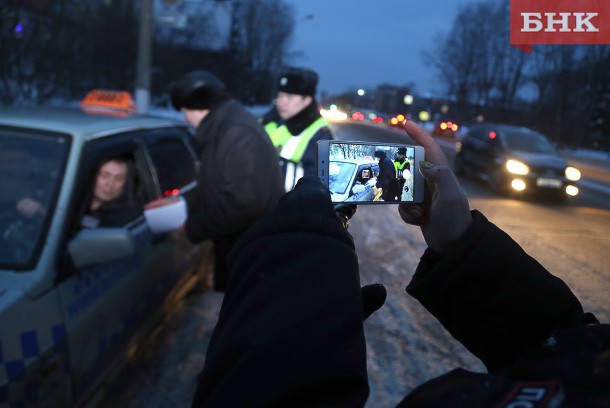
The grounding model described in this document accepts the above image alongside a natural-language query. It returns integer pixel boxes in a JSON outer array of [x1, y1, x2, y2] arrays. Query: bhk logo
[[510, 0, 610, 53]]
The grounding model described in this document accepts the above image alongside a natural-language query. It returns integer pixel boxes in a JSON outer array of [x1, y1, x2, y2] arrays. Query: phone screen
[[317, 140, 425, 204]]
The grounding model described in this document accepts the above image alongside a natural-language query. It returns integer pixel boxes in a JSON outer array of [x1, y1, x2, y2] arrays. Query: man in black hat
[[374, 149, 400, 202], [148, 70, 284, 291], [260, 66, 334, 192], [394, 147, 412, 201]]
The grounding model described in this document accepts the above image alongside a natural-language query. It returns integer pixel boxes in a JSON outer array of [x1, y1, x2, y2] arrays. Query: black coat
[[376, 155, 399, 201], [191, 177, 609, 407], [183, 99, 284, 243]]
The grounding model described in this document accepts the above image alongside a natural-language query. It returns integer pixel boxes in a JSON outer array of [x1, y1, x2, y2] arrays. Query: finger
[[361, 283, 387, 320], [419, 162, 460, 197], [404, 120, 449, 166], [398, 203, 425, 226]]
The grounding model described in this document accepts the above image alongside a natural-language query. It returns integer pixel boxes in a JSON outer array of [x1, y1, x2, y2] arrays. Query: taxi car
[[329, 158, 380, 202], [0, 91, 211, 406], [454, 123, 581, 198]]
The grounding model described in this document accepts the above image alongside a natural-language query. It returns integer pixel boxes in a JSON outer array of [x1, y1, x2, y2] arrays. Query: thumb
[[361, 284, 387, 320]]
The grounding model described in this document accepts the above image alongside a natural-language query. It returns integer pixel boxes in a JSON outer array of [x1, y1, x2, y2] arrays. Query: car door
[[55, 127, 200, 403], [464, 126, 495, 179]]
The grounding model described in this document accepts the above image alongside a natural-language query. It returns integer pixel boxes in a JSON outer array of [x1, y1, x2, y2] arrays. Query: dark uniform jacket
[[191, 177, 609, 407], [183, 99, 284, 243]]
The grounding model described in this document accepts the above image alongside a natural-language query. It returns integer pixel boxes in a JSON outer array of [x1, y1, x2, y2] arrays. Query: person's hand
[[16, 197, 45, 218], [334, 203, 357, 229], [398, 120, 472, 255], [361, 283, 387, 320]]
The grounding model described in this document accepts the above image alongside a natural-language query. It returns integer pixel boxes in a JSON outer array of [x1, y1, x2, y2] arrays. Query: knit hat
[[374, 150, 387, 158], [397, 147, 407, 155], [277, 67, 318, 96], [169, 70, 230, 111]]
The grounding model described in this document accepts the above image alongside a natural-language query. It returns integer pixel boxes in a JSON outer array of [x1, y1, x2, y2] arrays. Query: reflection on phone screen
[[328, 142, 416, 203]]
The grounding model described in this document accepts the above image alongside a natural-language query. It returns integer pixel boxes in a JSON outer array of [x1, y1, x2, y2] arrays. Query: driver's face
[[94, 160, 128, 204]]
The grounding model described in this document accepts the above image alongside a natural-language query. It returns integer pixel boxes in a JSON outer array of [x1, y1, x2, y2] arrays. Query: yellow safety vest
[[394, 160, 409, 178], [265, 117, 330, 163]]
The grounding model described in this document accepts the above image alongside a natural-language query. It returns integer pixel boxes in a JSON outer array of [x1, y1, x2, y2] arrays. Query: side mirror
[[68, 228, 136, 269], [352, 184, 366, 195]]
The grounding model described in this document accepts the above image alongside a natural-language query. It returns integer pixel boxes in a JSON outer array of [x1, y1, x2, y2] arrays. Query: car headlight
[[506, 159, 529, 175], [565, 166, 581, 181]]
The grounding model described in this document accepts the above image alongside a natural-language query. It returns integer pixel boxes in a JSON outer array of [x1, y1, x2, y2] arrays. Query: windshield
[[329, 161, 357, 195], [0, 129, 70, 270], [502, 128, 557, 154]]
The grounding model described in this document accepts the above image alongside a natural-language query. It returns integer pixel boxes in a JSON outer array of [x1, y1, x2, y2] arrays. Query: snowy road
[[100, 205, 485, 408]]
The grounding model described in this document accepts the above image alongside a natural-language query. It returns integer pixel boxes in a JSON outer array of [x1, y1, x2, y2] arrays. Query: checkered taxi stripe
[[1, 324, 67, 407]]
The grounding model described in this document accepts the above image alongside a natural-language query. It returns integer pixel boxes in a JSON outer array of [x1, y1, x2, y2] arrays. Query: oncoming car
[[454, 123, 581, 198], [0, 92, 211, 406], [329, 158, 380, 202]]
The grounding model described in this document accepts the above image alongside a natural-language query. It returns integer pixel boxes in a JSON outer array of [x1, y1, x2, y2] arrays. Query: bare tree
[[423, 5, 480, 105], [230, 0, 295, 104]]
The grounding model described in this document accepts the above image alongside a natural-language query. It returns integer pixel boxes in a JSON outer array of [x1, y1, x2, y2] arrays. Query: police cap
[[277, 67, 318, 97]]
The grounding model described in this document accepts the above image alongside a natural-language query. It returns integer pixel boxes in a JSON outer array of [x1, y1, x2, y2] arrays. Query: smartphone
[[317, 140, 425, 204]]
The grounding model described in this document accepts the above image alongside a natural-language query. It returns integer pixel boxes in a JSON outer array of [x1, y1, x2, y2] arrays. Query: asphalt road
[[100, 119, 610, 408]]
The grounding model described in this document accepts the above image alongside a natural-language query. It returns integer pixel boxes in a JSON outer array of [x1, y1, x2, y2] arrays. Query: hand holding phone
[[317, 140, 425, 204], [398, 120, 472, 254]]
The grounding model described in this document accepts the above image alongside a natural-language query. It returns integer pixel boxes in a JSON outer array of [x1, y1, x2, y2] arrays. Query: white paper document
[[144, 198, 187, 234]]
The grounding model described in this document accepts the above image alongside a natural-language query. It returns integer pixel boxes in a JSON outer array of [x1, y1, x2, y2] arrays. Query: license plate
[[536, 178, 562, 188]]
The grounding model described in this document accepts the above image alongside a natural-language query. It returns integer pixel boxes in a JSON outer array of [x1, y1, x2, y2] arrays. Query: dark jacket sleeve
[[191, 177, 369, 408], [184, 123, 282, 242], [406, 210, 586, 372]]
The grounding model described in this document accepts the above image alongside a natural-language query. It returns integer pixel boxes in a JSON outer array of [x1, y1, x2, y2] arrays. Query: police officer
[[393, 147, 411, 201], [260, 66, 334, 192], [158, 70, 284, 291]]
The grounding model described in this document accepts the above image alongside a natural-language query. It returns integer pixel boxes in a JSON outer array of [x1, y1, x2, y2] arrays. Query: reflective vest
[[266, 117, 330, 163], [265, 117, 331, 191], [394, 160, 409, 179]]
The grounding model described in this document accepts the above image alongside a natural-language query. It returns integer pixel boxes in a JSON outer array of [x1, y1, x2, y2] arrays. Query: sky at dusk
[[285, 0, 473, 97]]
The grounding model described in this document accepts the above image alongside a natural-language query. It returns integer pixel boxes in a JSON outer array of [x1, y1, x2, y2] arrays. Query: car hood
[[510, 151, 567, 169]]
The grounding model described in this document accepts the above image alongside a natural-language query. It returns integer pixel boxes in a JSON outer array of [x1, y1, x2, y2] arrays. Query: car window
[[502, 128, 557, 154], [0, 129, 70, 270], [144, 128, 198, 196], [355, 165, 374, 185], [329, 161, 357, 195]]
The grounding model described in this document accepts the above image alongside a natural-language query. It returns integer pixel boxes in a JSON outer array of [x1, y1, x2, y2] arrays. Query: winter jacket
[[376, 155, 399, 201], [260, 102, 334, 191], [191, 176, 609, 407], [183, 99, 284, 243]]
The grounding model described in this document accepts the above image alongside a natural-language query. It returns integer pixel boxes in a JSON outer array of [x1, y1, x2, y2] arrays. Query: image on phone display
[[317, 140, 425, 204]]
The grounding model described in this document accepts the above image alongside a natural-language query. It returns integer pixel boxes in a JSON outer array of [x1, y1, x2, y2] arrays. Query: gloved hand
[[361, 283, 387, 320], [334, 203, 357, 229]]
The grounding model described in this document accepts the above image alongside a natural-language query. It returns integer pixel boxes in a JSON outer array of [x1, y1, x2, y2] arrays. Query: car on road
[[0, 91, 211, 407], [432, 120, 460, 139], [329, 158, 380, 202], [454, 123, 581, 198]]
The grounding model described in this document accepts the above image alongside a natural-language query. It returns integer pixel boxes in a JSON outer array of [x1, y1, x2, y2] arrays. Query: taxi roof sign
[[80, 89, 136, 116]]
